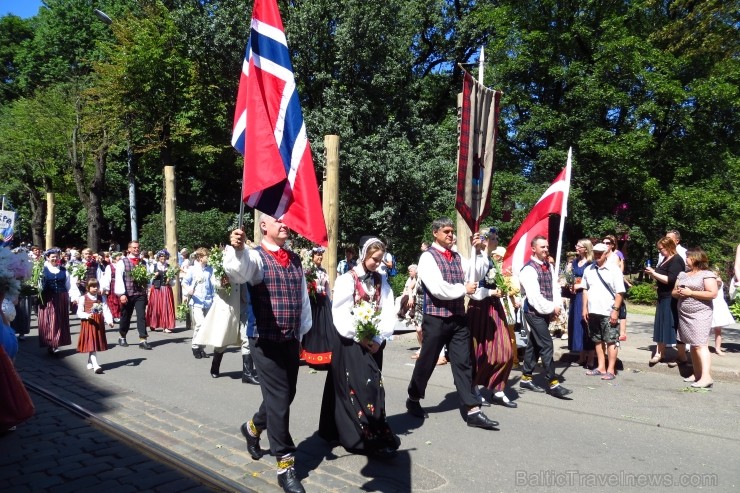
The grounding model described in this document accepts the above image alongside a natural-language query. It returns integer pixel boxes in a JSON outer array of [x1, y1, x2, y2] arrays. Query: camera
[[482, 227, 497, 240]]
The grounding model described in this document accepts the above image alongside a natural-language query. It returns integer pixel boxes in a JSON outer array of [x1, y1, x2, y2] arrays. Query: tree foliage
[[0, 0, 737, 274]]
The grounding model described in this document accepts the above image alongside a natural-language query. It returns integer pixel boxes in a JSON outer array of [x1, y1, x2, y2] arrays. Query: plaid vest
[[121, 257, 146, 297], [423, 247, 465, 317], [523, 259, 553, 309], [248, 247, 303, 341]]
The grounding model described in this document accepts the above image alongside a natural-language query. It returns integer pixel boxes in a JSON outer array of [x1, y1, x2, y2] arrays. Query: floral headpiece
[[44, 247, 62, 257], [156, 249, 170, 259], [310, 246, 325, 255]]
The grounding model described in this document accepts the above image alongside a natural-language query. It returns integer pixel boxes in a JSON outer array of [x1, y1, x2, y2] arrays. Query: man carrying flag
[[229, 0, 328, 491]]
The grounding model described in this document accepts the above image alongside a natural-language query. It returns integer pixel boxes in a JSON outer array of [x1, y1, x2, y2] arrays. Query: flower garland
[[130, 264, 151, 287]]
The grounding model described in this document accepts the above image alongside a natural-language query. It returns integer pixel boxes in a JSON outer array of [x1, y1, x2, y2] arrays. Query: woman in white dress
[[710, 270, 735, 356]]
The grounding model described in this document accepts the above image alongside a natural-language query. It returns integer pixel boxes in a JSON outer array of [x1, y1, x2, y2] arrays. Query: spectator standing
[[567, 239, 594, 368], [645, 237, 686, 365], [336, 245, 357, 275], [673, 248, 717, 388], [581, 243, 626, 381], [710, 268, 734, 356]]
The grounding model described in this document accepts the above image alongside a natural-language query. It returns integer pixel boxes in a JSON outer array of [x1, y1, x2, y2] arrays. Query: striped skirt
[[38, 292, 72, 348], [468, 297, 514, 392], [145, 285, 175, 329], [77, 314, 109, 353]]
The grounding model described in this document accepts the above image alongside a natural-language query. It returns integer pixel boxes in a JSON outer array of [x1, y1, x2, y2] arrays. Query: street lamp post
[[94, 8, 138, 241]]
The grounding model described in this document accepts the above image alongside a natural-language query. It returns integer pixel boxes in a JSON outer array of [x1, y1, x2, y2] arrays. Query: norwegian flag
[[502, 156, 571, 275], [232, 0, 327, 246]]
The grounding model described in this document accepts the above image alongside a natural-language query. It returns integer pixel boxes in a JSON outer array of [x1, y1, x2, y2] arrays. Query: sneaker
[[519, 380, 545, 393]]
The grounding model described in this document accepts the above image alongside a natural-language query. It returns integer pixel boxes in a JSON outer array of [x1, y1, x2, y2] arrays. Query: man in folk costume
[[518, 235, 572, 398], [114, 241, 151, 350], [224, 214, 311, 493], [406, 217, 500, 431]]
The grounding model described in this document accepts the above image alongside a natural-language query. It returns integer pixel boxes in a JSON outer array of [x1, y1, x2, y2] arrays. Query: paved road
[[5, 311, 740, 492]]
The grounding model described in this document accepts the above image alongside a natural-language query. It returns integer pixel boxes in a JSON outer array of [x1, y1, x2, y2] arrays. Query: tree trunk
[[86, 131, 109, 252]]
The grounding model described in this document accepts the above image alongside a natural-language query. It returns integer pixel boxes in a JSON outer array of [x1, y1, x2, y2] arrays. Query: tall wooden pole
[[164, 166, 179, 302], [324, 135, 340, 290], [253, 209, 262, 245], [45, 192, 55, 249]]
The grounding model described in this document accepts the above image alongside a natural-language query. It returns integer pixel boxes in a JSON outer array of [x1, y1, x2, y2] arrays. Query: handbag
[[0, 345, 35, 431]]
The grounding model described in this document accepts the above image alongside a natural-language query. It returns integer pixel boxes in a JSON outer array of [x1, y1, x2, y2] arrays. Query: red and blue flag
[[232, 0, 327, 246]]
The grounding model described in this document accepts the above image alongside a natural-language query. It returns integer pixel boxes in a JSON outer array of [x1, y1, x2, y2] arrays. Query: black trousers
[[250, 337, 300, 458], [408, 314, 479, 409], [522, 311, 556, 381], [118, 294, 148, 339]]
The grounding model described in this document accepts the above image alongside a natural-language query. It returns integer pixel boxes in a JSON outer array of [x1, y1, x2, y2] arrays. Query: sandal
[[601, 372, 616, 380], [585, 369, 603, 376]]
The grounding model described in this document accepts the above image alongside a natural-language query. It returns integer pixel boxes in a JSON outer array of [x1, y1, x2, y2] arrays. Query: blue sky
[[1, 0, 43, 18]]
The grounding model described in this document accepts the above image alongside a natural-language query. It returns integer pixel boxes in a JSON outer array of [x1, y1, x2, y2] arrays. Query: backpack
[[387, 254, 398, 277]]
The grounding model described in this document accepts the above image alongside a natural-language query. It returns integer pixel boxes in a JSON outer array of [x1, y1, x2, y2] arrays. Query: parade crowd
[[1, 217, 739, 493]]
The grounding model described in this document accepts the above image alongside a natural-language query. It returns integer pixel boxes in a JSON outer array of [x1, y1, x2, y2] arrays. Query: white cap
[[593, 243, 609, 252]]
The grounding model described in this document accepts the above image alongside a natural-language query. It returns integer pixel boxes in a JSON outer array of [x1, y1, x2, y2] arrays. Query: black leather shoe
[[242, 373, 260, 385], [240, 422, 262, 460], [519, 380, 545, 393], [548, 385, 573, 399], [277, 467, 305, 493], [118, 337, 129, 347], [405, 398, 427, 418], [199, 348, 209, 359], [139, 341, 152, 350], [192, 348, 202, 359], [466, 411, 499, 430], [491, 395, 518, 408]]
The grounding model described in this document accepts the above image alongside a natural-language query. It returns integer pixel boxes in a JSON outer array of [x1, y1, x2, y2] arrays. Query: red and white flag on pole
[[231, 0, 327, 246], [502, 152, 572, 275]]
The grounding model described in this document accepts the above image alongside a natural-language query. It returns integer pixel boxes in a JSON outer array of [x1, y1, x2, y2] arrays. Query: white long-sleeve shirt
[[223, 244, 312, 339], [76, 293, 113, 325], [331, 266, 396, 343], [417, 242, 485, 301], [519, 256, 562, 315]]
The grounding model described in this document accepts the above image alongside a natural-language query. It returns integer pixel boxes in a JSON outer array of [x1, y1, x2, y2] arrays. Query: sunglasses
[[603, 241, 612, 244]]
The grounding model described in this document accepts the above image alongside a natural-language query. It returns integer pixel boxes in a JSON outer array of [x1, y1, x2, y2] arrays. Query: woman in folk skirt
[[76, 279, 113, 373], [145, 249, 176, 333], [38, 248, 72, 355]]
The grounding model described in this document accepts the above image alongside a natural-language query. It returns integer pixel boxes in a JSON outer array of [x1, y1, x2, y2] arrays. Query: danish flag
[[232, 0, 327, 246]]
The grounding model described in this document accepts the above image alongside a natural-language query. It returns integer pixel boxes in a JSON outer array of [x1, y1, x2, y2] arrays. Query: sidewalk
[[552, 312, 740, 379]]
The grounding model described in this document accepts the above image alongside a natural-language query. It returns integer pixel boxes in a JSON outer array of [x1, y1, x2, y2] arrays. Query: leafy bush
[[388, 272, 408, 298], [730, 300, 740, 320], [139, 209, 236, 253], [627, 282, 657, 305]]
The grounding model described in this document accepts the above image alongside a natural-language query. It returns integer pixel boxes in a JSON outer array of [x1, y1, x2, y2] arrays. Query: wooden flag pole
[[324, 135, 340, 290]]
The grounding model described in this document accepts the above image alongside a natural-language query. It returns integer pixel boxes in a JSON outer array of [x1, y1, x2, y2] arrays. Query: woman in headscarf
[[319, 237, 400, 458]]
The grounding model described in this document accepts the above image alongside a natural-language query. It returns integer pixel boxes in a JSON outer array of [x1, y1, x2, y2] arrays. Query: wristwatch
[[611, 306, 619, 311]]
